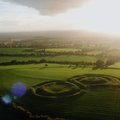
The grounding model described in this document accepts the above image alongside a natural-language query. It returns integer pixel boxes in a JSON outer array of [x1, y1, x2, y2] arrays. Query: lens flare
[[11, 82, 27, 97], [2, 95, 12, 105]]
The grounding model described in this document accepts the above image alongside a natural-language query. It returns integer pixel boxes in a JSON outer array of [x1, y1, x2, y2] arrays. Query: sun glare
[[65, 0, 120, 36], [1, 0, 120, 37]]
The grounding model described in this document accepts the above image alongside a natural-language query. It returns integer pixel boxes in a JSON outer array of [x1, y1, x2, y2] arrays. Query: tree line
[[0, 59, 115, 69]]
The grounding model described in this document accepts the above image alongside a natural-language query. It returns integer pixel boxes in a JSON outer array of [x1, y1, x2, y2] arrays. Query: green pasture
[[1, 47, 120, 120], [0, 63, 120, 119], [0, 55, 97, 63], [45, 48, 81, 52], [110, 62, 120, 68], [0, 63, 120, 94], [0, 48, 81, 54], [0, 48, 32, 54]]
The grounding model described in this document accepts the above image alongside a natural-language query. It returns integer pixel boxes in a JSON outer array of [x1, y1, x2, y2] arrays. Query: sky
[[0, 0, 120, 37]]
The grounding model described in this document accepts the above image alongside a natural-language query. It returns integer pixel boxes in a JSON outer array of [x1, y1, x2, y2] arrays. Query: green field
[[1, 63, 120, 119], [0, 63, 120, 88], [45, 48, 81, 52], [1, 47, 120, 120], [0, 55, 97, 63], [0, 63, 120, 90], [0, 48, 32, 54], [110, 62, 120, 68], [0, 48, 98, 64], [0, 48, 81, 54]]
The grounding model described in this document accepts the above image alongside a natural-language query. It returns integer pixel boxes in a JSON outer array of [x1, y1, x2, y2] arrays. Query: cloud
[[0, 20, 17, 25], [3, 0, 88, 15]]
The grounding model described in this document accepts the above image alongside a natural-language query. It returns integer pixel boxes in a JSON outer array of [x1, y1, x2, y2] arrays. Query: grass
[[86, 51, 102, 55], [18, 88, 120, 120], [1, 63, 120, 94], [34, 80, 80, 98], [0, 55, 97, 63], [0, 48, 81, 54], [110, 62, 120, 68], [45, 48, 81, 52], [1, 63, 120, 119], [107, 50, 120, 56], [41, 83, 71, 94], [0, 48, 97, 63], [0, 48, 32, 54], [11, 69, 120, 120], [80, 77, 107, 84], [1, 47, 120, 120]]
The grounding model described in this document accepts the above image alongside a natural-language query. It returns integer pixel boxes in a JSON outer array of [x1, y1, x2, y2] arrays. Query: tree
[[40, 59, 46, 63], [95, 59, 104, 68], [45, 64, 48, 67], [11, 60, 17, 64], [105, 59, 115, 67]]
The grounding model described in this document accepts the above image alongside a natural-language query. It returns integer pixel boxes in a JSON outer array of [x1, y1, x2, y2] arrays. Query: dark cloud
[[4, 0, 88, 15]]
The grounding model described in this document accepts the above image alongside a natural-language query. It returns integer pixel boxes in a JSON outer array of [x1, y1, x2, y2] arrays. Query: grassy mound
[[69, 74, 120, 89], [31, 74, 120, 99], [32, 81, 81, 98], [14, 74, 120, 120], [80, 77, 107, 84]]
